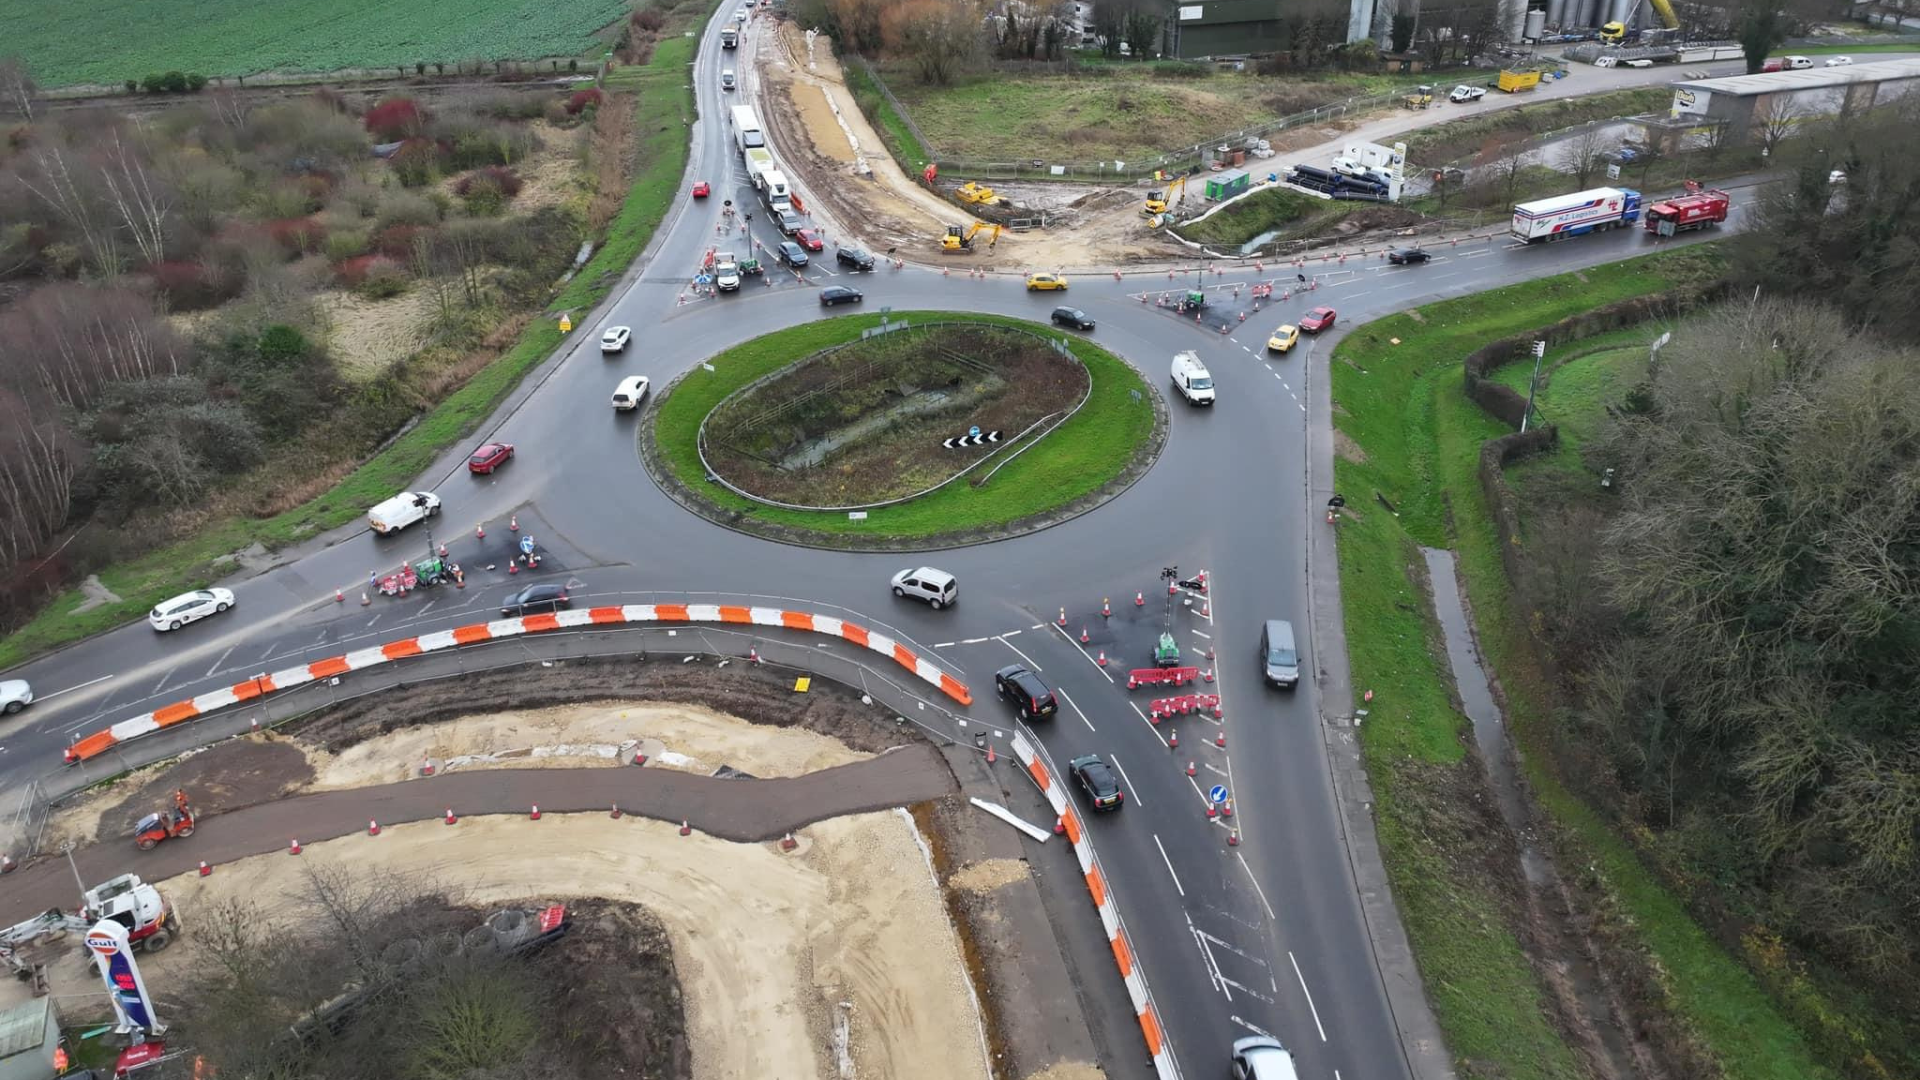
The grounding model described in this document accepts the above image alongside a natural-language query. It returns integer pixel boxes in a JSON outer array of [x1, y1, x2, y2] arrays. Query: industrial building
[[1669, 57, 1920, 144], [1167, 0, 1380, 56]]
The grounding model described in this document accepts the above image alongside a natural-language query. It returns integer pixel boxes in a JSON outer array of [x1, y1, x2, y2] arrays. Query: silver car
[[0, 680, 31, 715]]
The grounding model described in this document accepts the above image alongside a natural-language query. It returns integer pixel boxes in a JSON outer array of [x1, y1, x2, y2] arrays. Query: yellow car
[[1025, 273, 1068, 292], [1267, 325, 1300, 353]]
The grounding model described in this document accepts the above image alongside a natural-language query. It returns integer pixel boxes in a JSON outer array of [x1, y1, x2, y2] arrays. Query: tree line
[[1512, 100, 1920, 1071]]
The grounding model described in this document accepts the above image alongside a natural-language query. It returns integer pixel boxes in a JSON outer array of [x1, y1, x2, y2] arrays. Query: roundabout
[[642, 312, 1165, 549]]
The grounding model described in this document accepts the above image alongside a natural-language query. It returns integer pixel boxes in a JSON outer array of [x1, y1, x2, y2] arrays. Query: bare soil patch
[[703, 323, 1089, 507], [41, 738, 313, 850]]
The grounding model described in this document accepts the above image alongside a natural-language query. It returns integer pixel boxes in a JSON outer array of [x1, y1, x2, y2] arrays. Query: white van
[[1786, 55, 1813, 69], [890, 566, 957, 609], [721, 69, 737, 90], [368, 491, 441, 535], [1171, 351, 1215, 405]]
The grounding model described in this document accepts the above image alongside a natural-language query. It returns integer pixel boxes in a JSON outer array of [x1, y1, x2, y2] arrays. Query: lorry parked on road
[[368, 491, 441, 535], [1644, 187, 1730, 236], [754, 168, 793, 212], [1511, 186, 1642, 243], [730, 105, 764, 154]]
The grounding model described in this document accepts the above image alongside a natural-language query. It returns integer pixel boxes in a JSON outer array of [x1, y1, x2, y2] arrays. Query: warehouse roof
[[1672, 57, 1920, 97], [0, 997, 50, 1060]]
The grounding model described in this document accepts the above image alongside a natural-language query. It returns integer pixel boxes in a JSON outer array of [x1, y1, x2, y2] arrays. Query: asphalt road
[[0, 10, 1747, 1079]]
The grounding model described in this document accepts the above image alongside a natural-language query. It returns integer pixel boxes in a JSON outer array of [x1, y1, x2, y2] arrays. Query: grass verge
[[1172, 189, 1382, 249], [648, 312, 1157, 545], [0, 15, 706, 670], [1330, 244, 1843, 1080], [839, 56, 934, 174]]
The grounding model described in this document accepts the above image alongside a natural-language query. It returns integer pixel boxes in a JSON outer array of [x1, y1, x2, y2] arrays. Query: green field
[[10, 0, 631, 88], [650, 313, 1157, 545], [1332, 245, 1847, 1080]]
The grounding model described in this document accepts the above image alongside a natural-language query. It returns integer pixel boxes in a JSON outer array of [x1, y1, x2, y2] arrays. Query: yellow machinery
[[1599, 20, 1626, 43], [1404, 84, 1434, 109], [956, 182, 1002, 206], [1649, 0, 1679, 29], [1143, 175, 1187, 216], [1497, 69, 1542, 93], [939, 222, 1002, 252]]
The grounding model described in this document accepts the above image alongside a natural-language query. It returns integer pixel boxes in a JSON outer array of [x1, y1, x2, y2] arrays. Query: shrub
[[473, 91, 547, 121], [142, 260, 242, 310], [389, 138, 441, 186], [186, 73, 208, 91], [323, 230, 369, 262], [124, 79, 138, 94], [364, 97, 427, 141], [374, 191, 441, 232], [632, 7, 666, 32], [264, 218, 325, 254], [356, 257, 409, 298], [565, 88, 604, 116], [333, 254, 382, 287], [454, 165, 524, 199], [6, 125, 29, 149], [140, 73, 165, 93], [373, 224, 427, 259]]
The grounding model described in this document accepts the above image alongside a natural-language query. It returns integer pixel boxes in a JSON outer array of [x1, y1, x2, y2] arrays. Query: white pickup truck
[[368, 491, 441, 535]]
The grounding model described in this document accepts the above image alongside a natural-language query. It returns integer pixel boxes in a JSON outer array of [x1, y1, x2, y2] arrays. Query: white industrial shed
[[1668, 58, 1920, 143]]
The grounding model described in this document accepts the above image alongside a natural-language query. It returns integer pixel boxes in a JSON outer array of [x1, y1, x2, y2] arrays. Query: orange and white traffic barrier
[[63, 603, 973, 764], [1013, 733, 1176, 1079]]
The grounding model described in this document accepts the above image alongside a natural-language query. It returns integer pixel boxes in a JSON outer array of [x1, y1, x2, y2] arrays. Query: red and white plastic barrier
[[1012, 732, 1177, 1080], [65, 604, 971, 764]]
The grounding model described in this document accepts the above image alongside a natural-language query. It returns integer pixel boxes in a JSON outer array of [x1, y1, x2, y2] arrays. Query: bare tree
[[99, 129, 174, 268], [0, 391, 79, 575], [1566, 124, 1609, 188], [1754, 93, 1802, 156], [0, 284, 186, 408], [882, 0, 982, 85], [21, 146, 122, 276], [0, 56, 33, 120]]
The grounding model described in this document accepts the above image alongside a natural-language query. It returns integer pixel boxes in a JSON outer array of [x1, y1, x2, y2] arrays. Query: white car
[[1625, 58, 1654, 68], [1448, 84, 1485, 103], [600, 326, 632, 354], [149, 588, 236, 632], [0, 679, 31, 715], [1329, 156, 1367, 178], [1824, 56, 1851, 67], [612, 375, 651, 411]]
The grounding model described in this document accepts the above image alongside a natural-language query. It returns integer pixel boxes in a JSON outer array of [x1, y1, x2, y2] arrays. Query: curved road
[[0, 11, 1744, 1080]]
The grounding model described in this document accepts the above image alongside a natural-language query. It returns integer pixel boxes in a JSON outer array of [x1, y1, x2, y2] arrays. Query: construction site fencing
[[28, 599, 991, 847]]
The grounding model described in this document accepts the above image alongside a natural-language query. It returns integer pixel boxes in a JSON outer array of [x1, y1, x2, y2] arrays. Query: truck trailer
[[1644, 188, 1730, 236], [742, 145, 775, 183], [1511, 187, 1642, 243], [729, 105, 764, 155], [720, 21, 740, 48]]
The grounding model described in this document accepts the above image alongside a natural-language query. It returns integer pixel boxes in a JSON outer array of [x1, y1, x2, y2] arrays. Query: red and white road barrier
[[1012, 732, 1176, 1080], [64, 604, 973, 764]]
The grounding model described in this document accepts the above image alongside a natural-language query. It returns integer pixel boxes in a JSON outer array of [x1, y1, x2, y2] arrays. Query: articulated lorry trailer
[[1511, 187, 1642, 243]]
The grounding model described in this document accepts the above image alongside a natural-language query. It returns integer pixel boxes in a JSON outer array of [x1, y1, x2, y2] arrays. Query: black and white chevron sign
[[942, 431, 1002, 450]]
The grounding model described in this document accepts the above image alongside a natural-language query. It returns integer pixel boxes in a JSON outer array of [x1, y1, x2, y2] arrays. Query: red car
[[692, 181, 711, 199], [467, 442, 515, 475], [1299, 306, 1337, 333], [794, 227, 824, 252]]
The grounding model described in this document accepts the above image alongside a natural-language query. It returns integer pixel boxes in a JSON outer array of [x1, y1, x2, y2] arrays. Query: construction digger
[[956, 181, 1003, 207], [1404, 84, 1435, 109], [939, 222, 1002, 253], [2, 872, 183, 992], [1143, 175, 1188, 217]]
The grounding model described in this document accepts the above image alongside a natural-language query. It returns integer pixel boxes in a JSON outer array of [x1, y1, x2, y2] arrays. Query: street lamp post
[[1521, 340, 1546, 434]]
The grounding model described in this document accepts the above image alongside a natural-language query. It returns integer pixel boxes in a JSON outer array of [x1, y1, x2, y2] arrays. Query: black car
[[501, 583, 570, 617], [1067, 755, 1124, 811], [777, 241, 808, 268], [994, 664, 1057, 720], [1387, 248, 1431, 265], [1051, 306, 1095, 331], [775, 209, 805, 235], [820, 285, 863, 306], [836, 246, 875, 271]]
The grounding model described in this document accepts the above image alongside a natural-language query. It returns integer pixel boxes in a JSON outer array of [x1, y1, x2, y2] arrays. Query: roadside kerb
[[1012, 730, 1180, 1080], [64, 605, 974, 765]]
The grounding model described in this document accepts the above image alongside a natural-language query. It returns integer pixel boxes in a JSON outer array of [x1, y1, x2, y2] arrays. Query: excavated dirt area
[[24, 662, 990, 1080], [753, 23, 1186, 271]]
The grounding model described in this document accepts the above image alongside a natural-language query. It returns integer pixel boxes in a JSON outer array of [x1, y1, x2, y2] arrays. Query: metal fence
[[842, 51, 1430, 183]]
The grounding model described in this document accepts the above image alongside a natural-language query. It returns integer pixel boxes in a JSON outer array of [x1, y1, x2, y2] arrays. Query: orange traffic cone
[[289, 839, 302, 855], [445, 808, 458, 825], [530, 804, 541, 820], [368, 820, 381, 836], [198, 861, 211, 876]]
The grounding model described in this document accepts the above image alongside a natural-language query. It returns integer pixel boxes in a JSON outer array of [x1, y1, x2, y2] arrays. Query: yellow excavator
[[956, 181, 1002, 206], [939, 222, 1002, 252], [1144, 175, 1187, 216]]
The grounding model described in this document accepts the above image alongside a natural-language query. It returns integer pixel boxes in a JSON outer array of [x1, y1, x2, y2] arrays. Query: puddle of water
[[1420, 546, 1548, 886], [1239, 229, 1283, 255]]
